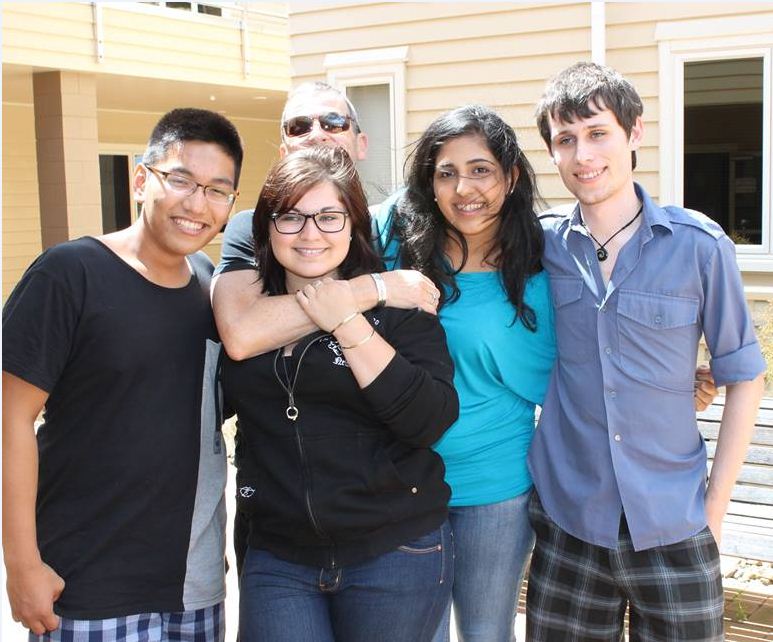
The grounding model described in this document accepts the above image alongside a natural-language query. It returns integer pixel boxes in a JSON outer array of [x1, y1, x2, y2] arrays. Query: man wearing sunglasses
[[212, 81, 440, 363], [3, 108, 242, 641]]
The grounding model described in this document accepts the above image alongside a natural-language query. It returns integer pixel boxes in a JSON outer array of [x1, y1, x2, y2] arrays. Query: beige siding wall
[[97, 110, 281, 264], [288, 2, 591, 206], [288, 1, 773, 210], [3, 3, 288, 91], [1, 104, 281, 290], [3, 102, 42, 300], [2, 2, 289, 297]]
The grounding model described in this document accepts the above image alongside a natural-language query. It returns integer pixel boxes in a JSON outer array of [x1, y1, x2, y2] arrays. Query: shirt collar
[[566, 183, 674, 237], [636, 183, 673, 235]]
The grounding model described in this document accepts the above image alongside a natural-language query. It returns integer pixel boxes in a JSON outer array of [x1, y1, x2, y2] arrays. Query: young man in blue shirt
[[527, 61, 766, 641]]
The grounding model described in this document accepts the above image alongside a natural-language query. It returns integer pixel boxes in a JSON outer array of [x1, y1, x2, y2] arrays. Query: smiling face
[[279, 91, 368, 162], [134, 140, 235, 259], [269, 180, 352, 292], [547, 104, 643, 212], [432, 134, 514, 247]]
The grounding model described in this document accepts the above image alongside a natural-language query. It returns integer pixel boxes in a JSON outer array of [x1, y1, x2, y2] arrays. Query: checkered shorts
[[29, 602, 225, 642], [526, 493, 723, 642]]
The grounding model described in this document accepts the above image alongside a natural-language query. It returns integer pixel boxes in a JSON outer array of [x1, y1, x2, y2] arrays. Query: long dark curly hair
[[391, 104, 545, 330], [253, 146, 383, 295]]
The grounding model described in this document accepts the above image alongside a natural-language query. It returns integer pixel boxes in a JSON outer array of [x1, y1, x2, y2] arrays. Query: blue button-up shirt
[[528, 184, 766, 551]]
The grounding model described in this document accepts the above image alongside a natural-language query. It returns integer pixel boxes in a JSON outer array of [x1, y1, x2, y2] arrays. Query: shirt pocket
[[617, 290, 699, 392], [550, 275, 596, 363]]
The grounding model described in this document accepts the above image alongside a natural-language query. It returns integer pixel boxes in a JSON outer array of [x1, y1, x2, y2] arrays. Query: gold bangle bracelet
[[330, 311, 359, 334], [340, 327, 376, 350]]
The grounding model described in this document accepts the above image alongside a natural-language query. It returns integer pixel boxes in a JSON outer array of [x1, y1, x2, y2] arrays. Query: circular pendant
[[286, 405, 299, 421], [596, 247, 609, 261]]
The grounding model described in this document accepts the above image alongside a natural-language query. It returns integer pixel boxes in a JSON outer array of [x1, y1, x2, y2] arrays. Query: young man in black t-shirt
[[3, 108, 243, 641]]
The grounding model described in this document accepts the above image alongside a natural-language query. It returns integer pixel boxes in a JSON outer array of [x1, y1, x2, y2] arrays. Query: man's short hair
[[280, 81, 361, 137], [143, 108, 244, 189], [535, 62, 643, 157]]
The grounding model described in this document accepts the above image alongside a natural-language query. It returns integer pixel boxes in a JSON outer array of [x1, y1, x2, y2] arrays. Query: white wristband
[[370, 272, 387, 307]]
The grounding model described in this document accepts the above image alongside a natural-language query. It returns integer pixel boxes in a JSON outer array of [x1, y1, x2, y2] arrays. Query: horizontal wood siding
[[3, 103, 42, 301], [288, 0, 773, 215], [288, 1, 591, 205], [2, 3, 289, 91]]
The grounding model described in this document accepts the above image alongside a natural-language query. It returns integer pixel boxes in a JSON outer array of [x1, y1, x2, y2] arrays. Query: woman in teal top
[[375, 104, 555, 642]]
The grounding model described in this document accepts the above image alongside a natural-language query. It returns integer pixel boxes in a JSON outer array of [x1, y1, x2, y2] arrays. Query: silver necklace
[[272, 338, 321, 421]]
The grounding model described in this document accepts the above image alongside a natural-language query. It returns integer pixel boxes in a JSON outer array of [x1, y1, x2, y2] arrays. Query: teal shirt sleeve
[[372, 188, 405, 271]]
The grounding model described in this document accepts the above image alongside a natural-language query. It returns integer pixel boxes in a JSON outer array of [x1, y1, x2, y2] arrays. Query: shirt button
[[604, 347, 612, 355], [411, 487, 418, 494], [600, 306, 607, 313], [609, 390, 617, 398], [614, 434, 622, 442], [654, 315, 662, 324]]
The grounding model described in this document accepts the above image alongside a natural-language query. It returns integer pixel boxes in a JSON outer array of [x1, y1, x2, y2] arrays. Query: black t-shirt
[[2, 237, 227, 619]]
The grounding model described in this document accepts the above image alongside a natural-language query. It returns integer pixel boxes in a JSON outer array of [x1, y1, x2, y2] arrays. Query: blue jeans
[[239, 522, 453, 642], [433, 490, 535, 642]]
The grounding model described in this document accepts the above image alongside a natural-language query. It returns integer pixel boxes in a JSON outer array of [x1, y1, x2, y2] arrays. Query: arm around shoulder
[[211, 269, 319, 360]]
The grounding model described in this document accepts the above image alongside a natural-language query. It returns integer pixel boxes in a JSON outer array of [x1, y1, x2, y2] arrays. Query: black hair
[[392, 104, 544, 331], [535, 61, 643, 169], [143, 107, 244, 188], [253, 146, 382, 295]]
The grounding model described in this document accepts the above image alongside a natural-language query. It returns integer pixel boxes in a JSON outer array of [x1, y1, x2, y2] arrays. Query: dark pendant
[[596, 247, 608, 261]]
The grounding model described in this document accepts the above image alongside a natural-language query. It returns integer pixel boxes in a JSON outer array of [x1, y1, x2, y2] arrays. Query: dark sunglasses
[[282, 112, 354, 138]]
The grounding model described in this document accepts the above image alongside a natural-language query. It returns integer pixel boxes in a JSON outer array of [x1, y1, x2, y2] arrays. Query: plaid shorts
[[526, 493, 723, 642], [29, 602, 225, 642]]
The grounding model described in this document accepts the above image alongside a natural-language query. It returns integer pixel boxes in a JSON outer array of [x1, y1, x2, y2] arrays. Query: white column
[[591, 0, 606, 65]]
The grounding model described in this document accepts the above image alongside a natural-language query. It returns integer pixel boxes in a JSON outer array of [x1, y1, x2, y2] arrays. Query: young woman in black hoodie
[[221, 146, 459, 642]]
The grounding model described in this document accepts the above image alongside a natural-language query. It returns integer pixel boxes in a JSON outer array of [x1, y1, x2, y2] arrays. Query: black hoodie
[[222, 305, 459, 569]]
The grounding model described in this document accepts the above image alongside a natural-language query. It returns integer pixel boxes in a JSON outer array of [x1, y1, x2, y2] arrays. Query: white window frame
[[657, 14, 773, 271], [324, 46, 408, 197], [99, 145, 146, 225]]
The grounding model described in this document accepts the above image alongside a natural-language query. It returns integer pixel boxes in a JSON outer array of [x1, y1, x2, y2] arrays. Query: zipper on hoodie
[[289, 333, 337, 569]]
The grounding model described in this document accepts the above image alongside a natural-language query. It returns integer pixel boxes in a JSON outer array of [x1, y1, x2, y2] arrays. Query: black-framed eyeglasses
[[282, 112, 356, 138], [145, 166, 237, 207], [271, 209, 349, 234]]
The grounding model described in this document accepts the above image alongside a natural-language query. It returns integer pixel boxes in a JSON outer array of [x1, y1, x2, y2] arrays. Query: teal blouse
[[375, 191, 556, 506]]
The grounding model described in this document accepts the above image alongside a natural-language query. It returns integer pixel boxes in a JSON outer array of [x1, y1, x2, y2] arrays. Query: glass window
[[683, 58, 764, 246], [99, 155, 132, 233], [346, 84, 393, 205]]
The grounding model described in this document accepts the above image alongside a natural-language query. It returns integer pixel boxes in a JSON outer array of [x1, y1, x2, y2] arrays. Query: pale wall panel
[[3, 103, 42, 301], [3, 3, 289, 91], [407, 49, 590, 91], [290, 4, 589, 58], [405, 30, 590, 70], [605, 2, 771, 25], [288, 2, 572, 34]]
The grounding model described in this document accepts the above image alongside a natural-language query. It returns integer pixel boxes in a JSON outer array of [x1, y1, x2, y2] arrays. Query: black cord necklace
[[272, 338, 321, 421], [582, 203, 643, 262]]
